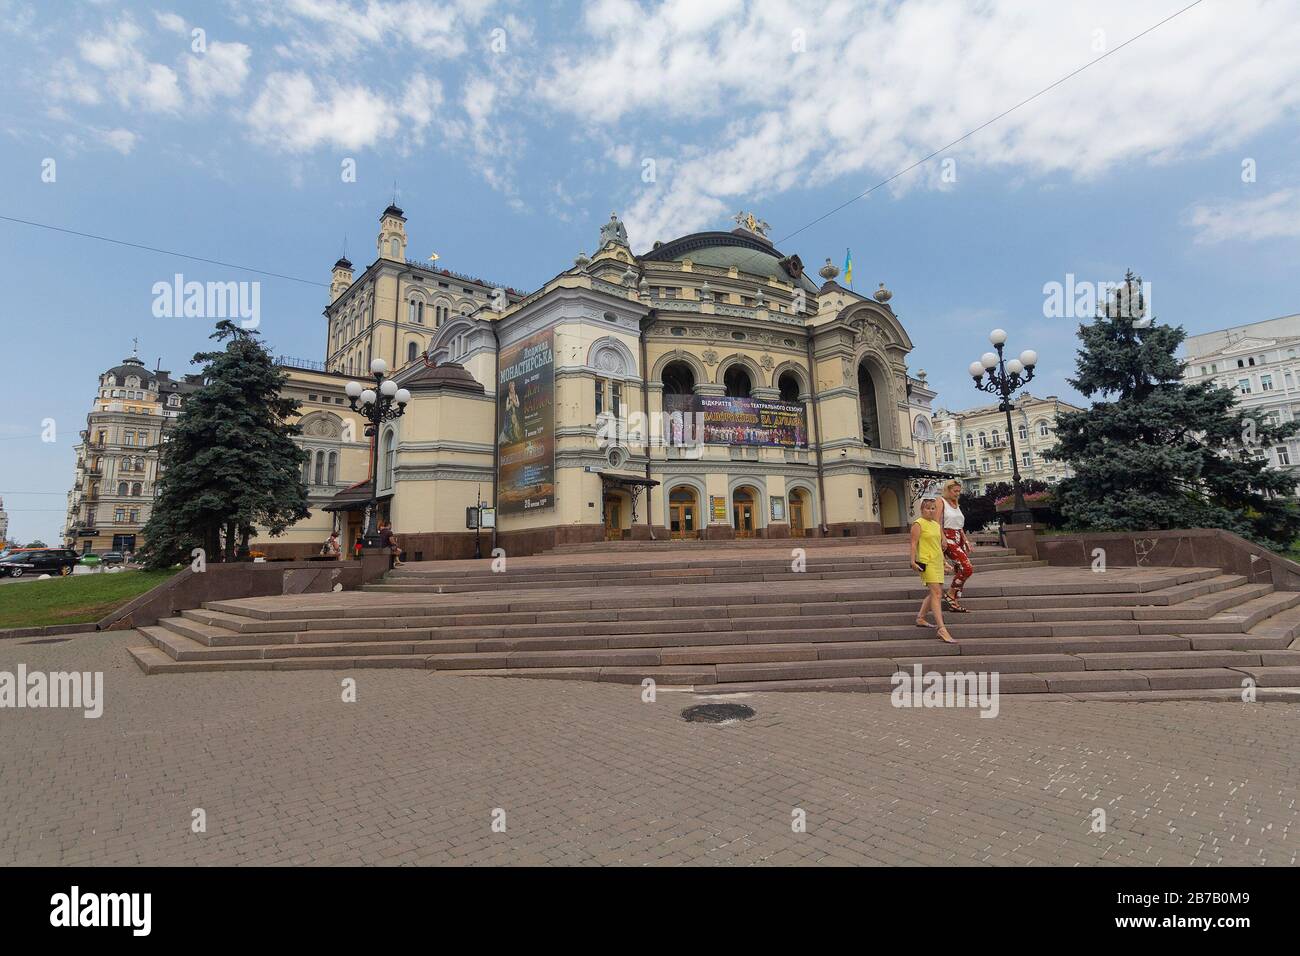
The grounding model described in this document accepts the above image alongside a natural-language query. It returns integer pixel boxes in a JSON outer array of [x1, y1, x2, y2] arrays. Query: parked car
[[0, 548, 81, 578], [100, 551, 126, 566]]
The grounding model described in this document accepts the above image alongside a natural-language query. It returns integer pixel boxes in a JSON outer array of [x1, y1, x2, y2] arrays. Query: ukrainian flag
[[843, 248, 853, 287]]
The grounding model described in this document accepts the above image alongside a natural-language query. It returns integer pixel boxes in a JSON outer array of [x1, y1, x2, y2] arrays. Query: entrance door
[[668, 487, 698, 539], [604, 495, 622, 540], [733, 488, 756, 538], [789, 491, 806, 537]]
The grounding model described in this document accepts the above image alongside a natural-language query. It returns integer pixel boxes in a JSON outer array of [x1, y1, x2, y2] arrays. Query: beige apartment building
[[254, 205, 955, 560], [63, 352, 202, 554], [931, 393, 1081, 494]]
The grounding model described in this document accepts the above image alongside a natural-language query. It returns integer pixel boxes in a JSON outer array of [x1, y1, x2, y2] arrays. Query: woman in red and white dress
[[935, 479, 974, 613]]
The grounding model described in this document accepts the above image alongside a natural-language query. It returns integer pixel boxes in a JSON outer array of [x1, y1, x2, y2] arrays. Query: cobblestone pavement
[[1, 629, 1296, 866]]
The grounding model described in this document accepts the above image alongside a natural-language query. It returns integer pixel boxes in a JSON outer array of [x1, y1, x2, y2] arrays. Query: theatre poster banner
[[664, 394, 807, 448], [497, 328, 555, 514]]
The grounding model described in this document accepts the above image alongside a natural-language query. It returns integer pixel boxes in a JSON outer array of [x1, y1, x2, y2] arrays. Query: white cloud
[[75, 17, 182, 112], [185, 40, 252, 101], [539, 0, 1300, 246], [249, 0, 489, 62], [97, 127, 138, 154], [1186, 188, 1300, 244], [245, 71, 400, 151], [154, 11, 187, 34]]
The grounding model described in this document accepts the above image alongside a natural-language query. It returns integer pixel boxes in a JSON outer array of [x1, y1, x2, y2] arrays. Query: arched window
[[723, 365, 752, 399], [390, 239, 400, 257], [118, 481, 128, 496], [132, 482, 142, 496], [991, 428, 1000, 447], [778, 371, 801, 402], [313, 451, 324, 485], [1018, 423, 1028, 441], [978, 431, 988, 448], [662, 362, 695, 396], [965, 433, 975, 449], [857, 362, 881, 447], [408, 341, 418, 363], [1038, 420, 1051, 437], [327, 452, 337, 485]]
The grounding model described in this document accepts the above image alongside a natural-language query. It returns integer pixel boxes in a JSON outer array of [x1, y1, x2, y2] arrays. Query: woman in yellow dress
[[910, 497, 956, 644]]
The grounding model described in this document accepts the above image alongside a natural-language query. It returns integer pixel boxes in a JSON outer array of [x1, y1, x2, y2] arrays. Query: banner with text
[[497, 329, 555, 514], [663, 394, 808, 448]]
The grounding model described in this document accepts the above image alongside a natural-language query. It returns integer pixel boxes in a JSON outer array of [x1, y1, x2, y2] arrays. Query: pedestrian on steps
[[910, 496, 956, 644]]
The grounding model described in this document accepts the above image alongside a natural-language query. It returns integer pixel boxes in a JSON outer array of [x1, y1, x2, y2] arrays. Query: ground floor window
[[112, 534, 136, 552]]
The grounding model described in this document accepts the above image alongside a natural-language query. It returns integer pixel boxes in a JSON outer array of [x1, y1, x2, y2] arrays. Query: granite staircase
[[127, 543, 1300, 699]]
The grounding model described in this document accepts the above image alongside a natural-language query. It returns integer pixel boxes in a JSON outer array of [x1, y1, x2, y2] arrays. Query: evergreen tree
[[140, 321, 309, 568], [1046, 271, 1300, 550]]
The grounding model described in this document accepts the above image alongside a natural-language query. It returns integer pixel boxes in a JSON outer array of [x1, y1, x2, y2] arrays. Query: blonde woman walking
[[910, 497, 956, 644], [934, 479, 974, 613]]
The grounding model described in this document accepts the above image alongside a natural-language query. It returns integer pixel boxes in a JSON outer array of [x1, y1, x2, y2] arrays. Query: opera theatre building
[[259, 206, 951, 560]]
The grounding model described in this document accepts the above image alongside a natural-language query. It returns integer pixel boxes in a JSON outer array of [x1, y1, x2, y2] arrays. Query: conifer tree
[[140, 321, 309, 568], [1046, 272, 1300, 550]]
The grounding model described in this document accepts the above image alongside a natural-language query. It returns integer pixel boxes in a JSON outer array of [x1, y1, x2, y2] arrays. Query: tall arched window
[[857, 362, 881, 447], [132, 482, 142, 496], [662, 361, 695, 397], [723, 365, 752, 399], [381, 431, 396, 490], [778, 371, 801, 402], [313, 450, 324, 485], [407, 341, 418, 363], [327, 452, 337, 485], [118, 481, 128, 496]]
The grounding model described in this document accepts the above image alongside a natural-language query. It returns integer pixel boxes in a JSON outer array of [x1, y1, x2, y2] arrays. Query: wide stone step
[[379, 554, 1029, 582]]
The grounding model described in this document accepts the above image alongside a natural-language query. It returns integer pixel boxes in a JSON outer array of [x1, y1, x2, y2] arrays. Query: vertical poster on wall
[[497, 328, 555, 514]]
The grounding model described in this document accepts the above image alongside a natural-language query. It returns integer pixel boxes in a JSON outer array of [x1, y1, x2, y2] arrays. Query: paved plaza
[[1, 627, 1296, 866]]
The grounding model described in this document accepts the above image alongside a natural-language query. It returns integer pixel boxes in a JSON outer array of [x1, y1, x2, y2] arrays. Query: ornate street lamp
[[969, 329, 1039, 526], [345, 359, 411, 541]]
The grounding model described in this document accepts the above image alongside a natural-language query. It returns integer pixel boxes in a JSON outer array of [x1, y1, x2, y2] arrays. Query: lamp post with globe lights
[[968, 329, 1039, 526], [345, 359, 411, 541]]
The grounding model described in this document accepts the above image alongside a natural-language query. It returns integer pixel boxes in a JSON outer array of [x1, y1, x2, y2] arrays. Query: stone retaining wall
[[1027, 528, 1300, 590]]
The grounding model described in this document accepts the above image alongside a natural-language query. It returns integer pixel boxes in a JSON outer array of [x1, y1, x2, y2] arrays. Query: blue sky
[[2, 0, 1299, 544]]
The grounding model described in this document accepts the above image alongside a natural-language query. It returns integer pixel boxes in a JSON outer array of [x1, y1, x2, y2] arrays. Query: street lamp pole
[[969, 329, 1039, 526], [345, 359, 412, 541]]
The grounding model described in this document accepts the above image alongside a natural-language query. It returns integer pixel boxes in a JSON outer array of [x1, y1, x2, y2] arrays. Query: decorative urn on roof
[[818, 258, 840, 282], [874, 282, 892, 303]]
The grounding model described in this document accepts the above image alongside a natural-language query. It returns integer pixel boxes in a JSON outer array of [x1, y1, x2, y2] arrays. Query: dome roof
[[399, 361, 484, 394], [639, 230, 820, 293], [103, 357, 155, 387]]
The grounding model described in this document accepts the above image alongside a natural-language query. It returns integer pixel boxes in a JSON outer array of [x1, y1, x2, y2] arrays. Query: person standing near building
[[910, 497, 955, 644], [935, 479, 974, 613]]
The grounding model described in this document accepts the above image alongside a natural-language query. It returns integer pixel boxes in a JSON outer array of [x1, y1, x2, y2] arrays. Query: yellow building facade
[[258, 207, 952, 560]]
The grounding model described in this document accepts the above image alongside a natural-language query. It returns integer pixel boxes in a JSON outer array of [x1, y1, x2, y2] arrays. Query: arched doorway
[[603, 491, 627, 540], [879, 486, 903, 531], [668, 486, 699, 539], [732, 486, 758, 538], [788, 488, 808, 537]]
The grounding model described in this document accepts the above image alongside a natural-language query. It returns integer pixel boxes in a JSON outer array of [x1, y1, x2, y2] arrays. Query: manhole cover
[[21, 638, 71, 645], [681, 703, 755, 723]]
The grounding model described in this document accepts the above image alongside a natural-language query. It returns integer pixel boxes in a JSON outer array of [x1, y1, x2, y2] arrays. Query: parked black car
[[0, 548, 81, 578]]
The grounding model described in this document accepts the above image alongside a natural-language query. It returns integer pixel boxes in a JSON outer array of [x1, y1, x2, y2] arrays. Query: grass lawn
[[0, 569, 178, 630]]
